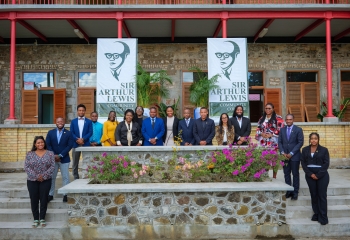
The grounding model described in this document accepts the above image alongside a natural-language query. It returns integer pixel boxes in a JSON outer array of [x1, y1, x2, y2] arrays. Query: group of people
[[24, 102, 330, 228]]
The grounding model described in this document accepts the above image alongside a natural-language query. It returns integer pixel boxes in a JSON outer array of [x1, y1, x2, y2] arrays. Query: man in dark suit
[[230, 105, 251, 145], [193, 107, 215, 145], [278, 114, 304, 200], [142, 107, 165, 146], [46, 117, 74, 202], [70, 104, 93, 180], [178, 108, 195, 146]]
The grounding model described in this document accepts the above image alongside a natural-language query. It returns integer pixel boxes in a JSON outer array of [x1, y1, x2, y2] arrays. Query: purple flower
[[99, 161, 104, 165], [112, 166, 117, 172], [254, 172, 261, 178], [100, 169, 103, 174], [232, 170, 239, 176], [92, 166, 97, 170], [222, 149, 230, 155], [227, 156, 234, 163], [245, 151, 252, 157], [119, 156, 125, 161], [212, 157, 217, 163], [179, 157, 186, 165], [102, 152, 107, 157], [92, 173, 96, 178], [123, 161, 128, 168], [262, 150, 269, 157], [280, 161, 285, 167], [241, 166, 247, 172]]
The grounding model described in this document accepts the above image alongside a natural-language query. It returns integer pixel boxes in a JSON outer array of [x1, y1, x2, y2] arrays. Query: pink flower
[[102, 152, 107, 157], [112, 166, 117, 172], [100, 169, 103, 174], [131, 168, 135, 173], [178, 157, 186, 165], [254, 172, 261, 178], [212, 157, 217, 163], [245, 152, 252, 157], [131, 161, 136, 166], [139, 170, 143, 176], [280, 161, 285, 167], [99, 161, 104, 165], [232, 170, 239, 176], [123, 161, 128, 168], [133, 173, 138, 179], [142, 165, 148, 171]]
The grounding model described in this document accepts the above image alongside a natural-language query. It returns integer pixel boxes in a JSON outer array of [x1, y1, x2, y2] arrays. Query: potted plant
[[136, 64, 173, 110], [188, 67, 220, 118]]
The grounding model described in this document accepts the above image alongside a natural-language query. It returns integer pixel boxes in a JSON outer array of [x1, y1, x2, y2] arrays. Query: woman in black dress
[[115, 109, 143, 146], [300, 132, 330, 225]]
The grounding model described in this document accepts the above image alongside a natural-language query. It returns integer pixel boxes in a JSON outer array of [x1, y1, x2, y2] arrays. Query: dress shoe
[[48, 195, 54, 202], [291, 194, 298, 200], [319, 221, 328, 225], [63, 195, 68, 203], [311, 214, 318, 221], [285, 192, 292, 198]]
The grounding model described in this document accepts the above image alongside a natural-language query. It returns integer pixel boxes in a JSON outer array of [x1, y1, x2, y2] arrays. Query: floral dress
[[255, 115, 284, 148]]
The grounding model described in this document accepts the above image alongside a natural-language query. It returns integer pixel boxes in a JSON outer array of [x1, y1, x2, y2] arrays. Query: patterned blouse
[[255, 115, 284, 147], [215, 125, 235, 145], [24, 150, 55, 181]]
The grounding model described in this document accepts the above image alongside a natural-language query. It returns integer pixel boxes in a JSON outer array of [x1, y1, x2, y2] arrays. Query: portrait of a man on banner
[[104, 41, 131, 81], [215, 40, 240, 81]]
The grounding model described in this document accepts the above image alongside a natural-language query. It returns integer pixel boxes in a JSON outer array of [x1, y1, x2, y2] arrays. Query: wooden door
[[77, 88, 95, 116], [22, 90, 38, 124], [304, 83, 319, 122], [287, 83, 304, 122], [182, 82, 195, 118], [264, 88, 282, 116], [53, 89, 66, 122], [341, 83, 350, 122]]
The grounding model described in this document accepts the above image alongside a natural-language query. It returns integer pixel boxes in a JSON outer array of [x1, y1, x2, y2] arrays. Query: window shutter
[[77, 89, 95, 116], [22, 90, 38, 124], [341, 83, 350, 121], [304, 83, 319, 122], [53, 89, 66, 123], [264, 88, 282, 116], [304, 105, 319, 122], [182, 82, 195, 118], [287, 83, 304, 121]]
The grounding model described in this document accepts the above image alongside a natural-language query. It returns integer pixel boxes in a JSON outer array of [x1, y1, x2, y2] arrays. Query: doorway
[[249, 89, 263, 122], [38, 90, 53, 124]]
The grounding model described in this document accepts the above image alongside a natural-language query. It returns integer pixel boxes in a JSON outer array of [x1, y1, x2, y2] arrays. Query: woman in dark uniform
[[115, 109, 143, 146], [300, 132, 330, 225]]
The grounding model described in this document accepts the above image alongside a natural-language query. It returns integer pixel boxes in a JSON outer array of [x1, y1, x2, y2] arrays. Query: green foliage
[[317, 97, 350, 121], [154, 97, 180, 118], [136, 64, 173, 107], [188, 66, 220, 108]]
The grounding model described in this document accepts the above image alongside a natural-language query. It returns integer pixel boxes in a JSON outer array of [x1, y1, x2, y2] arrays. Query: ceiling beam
[[171, 19, 175, 42], [253, 19, 274, 42], [294, 19, 324, 41], [11, 11, 350, 20], [333, 27, 350, 41], [212, 21, 222, 38], [122, 21, 131, 38], [67, 19, 90, 43], [17, 20, 48, 42], [0, 36, 4, 43]]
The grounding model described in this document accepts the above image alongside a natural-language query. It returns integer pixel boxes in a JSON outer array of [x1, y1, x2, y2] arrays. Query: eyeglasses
[[215, 52, 231, 60], [136, 108, 143, 111], [105, 53, 120, 60]]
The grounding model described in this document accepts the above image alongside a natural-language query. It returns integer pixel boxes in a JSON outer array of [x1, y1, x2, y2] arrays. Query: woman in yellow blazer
[[101, 111, 119, 146], [215, 113, 235, 146]]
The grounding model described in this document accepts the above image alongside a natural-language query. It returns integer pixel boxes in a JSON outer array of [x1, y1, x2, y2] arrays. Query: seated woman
[[215, 113, 234, 145], [101, 111, 119, 146], [115, 109, 143, 146], [300, 132, 330, 225]]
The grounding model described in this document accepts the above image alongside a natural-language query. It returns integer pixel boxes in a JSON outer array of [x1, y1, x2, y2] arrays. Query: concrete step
[[0, 198, 68, 209], [287, 205, 350, 219], [298, 187, 350, 196], [288, 217, 350, 237], [0, 221, 69, 240], [0, 209, 68, 222], [0, 189, 64, 198], [287, 195, 350, 206]]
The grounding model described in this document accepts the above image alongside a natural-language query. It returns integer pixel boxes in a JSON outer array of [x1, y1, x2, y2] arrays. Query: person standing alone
[[278, 114, 304, 200], [70, 104, 92, 180], [46, 117, 74, 202]]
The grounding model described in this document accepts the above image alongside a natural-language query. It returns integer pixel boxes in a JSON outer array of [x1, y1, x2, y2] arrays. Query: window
[[287, 72, 318, 82], [286, 71, 319, 122], [248, 71, 263, 87], [341, 71, 350, 82], [341, 71, 350, 121], [23, 72, 54, 89], [78, 72, 97, 87]]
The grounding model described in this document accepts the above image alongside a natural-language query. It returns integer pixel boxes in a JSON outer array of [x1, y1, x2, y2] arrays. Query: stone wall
[[0, 43, 350, 123], [66, 191, 286, 229]]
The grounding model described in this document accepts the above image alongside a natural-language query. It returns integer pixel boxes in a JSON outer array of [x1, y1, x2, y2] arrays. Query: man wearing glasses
[[104, 41, 130, 81], [215, 41, 240, 81]]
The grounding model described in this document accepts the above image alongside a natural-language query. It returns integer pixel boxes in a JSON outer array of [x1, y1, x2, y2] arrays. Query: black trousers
[[27, 179, 51, 221], [305, 167, 329, 224], [283, 160, 300, 195]]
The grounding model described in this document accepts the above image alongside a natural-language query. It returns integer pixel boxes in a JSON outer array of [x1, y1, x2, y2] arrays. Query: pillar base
[[323, 117, 339, 123], [4, 119, 20, 125]]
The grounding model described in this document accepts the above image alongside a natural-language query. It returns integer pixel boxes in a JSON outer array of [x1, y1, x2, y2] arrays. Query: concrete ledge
[[75, 145, 229, 152], [58, 178, 293, 194]]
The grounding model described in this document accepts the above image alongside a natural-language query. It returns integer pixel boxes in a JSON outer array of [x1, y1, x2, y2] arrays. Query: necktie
[[152, 118, 155, 129], [186, 119, 189, 127], [287, 127, 291, 140]]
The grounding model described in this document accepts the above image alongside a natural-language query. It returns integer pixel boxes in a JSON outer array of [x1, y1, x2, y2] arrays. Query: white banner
[[207, 38, 249, 122], [97, 39, 137, 122]]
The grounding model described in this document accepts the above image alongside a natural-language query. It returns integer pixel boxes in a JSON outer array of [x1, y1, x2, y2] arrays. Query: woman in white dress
[[162, 106, 179, 146]]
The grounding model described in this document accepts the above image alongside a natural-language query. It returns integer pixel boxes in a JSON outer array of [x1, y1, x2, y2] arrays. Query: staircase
[[284, 171, 350, 238], [0, 173, 69, 240]]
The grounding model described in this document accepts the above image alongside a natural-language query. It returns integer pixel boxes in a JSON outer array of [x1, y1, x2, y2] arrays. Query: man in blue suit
[[142, 107, 165, 146], [178, 108, 195, 146], [70, 104, 93, 180], [278, 114, 304, 200], [193, 107, 215, 145], [46, 117, 74, 202]]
